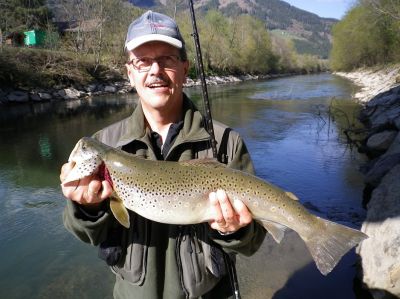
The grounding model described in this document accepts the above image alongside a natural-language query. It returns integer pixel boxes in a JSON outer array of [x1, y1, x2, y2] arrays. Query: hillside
[[128, 0, 337, 58]]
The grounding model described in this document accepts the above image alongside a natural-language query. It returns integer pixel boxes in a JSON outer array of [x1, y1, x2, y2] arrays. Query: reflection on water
[[0, 74, 366, 299]]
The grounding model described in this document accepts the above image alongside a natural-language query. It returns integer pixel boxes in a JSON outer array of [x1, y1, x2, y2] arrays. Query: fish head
[[62, 137, 105, 184]]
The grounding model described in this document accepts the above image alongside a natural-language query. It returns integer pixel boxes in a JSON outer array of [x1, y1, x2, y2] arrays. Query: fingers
[[60, 161, 75, 182], [209, 189, 253, 233], [85, 180, 103, 203], [100, 180, 114, 200], [59, 162, 112, 206], [232, 198, 253, 226]]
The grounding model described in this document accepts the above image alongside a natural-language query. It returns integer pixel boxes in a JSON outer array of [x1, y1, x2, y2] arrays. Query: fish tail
[[301, 217, 368, 275]]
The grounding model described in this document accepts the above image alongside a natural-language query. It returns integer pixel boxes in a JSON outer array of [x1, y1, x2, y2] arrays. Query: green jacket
[[63, 95, 266, 299]]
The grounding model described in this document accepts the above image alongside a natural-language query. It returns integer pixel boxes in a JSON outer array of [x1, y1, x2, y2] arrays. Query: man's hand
[[60, 162, 113, 207], [208, 189, 252, 234]]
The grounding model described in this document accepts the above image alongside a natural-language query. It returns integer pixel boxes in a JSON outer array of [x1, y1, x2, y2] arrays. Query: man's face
[[126, 41, 189, 114]]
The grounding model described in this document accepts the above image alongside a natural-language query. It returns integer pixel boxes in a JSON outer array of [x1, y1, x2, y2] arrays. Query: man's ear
[[126, 64, 135, 87], [183, 60, 189, 83]]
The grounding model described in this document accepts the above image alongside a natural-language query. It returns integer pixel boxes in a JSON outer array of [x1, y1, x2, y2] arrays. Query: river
[[0, 73, 366, 299]]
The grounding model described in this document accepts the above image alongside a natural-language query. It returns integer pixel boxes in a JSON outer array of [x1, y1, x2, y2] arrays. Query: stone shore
[[0, 73, 285, 105], [336, 66, 400, 299]]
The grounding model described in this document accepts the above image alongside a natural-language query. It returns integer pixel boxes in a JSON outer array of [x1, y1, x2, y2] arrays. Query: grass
[[0, 46, 125, 90]]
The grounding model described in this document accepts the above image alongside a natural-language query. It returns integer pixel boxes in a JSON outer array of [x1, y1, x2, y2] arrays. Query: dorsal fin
[[179, 158, 226, 168], [285, 191, 299, 201]]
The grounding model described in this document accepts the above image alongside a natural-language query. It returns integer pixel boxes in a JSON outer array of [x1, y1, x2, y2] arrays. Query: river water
[[0, 74, 366, 299]]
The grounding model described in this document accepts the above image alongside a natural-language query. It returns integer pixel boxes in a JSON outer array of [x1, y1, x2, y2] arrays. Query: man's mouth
[[146, 81, 169, 88]]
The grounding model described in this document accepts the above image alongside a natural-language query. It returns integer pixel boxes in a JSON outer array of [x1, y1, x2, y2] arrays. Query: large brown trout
[[63, 137, 367, 275]]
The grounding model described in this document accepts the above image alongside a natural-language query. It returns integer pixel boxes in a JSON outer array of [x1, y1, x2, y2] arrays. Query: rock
[[368, 103, 400, 128], [38, 92, 52, 100], [7, 91, 29, 103], [30, 93, 42, 102], [58, 88, 82, 100], [85, 84, 98, 92], [104, 85, 117, 93], [364, 153, 400, 186], [366, 131, 398, 152], [358, 165, 400, 298], [385, 132, 400, 155], [395, 116, 400, 130], [366, 87, 400, 108]]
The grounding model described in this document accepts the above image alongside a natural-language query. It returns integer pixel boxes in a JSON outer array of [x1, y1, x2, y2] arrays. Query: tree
[[60, 0, 141, 66], [330, 1, 400, 71], [0, 0, 51, 32], [361, 0, 400, 21]]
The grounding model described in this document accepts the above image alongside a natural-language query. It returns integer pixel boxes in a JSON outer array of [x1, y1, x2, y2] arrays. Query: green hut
[[24, 30, 46, 46]]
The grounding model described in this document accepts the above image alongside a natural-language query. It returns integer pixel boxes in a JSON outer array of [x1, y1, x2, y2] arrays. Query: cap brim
[[125, 34, 182, 51]]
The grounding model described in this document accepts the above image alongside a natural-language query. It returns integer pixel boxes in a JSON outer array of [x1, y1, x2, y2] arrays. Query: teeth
[[148, 82, 167, 88]]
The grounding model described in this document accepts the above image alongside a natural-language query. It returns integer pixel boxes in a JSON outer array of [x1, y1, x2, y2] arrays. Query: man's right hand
[[60, 162, 113, 208]]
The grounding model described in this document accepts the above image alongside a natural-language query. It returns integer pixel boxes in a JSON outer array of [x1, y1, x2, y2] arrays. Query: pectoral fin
[[257, 220, 287, 243], [109, 192, 130, 229]]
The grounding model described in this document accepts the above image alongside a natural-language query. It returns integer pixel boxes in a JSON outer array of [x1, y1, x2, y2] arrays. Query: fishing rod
[[186, 2, 241, 299], [187, 0, 218, 159]]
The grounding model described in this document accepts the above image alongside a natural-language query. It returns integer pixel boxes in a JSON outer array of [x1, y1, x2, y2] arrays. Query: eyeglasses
[[128, 55, 182, 72]]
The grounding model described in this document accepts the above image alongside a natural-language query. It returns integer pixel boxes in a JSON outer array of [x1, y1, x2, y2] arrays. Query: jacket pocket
[[177, 224, 225, 298], [111, 213, 149, 285]]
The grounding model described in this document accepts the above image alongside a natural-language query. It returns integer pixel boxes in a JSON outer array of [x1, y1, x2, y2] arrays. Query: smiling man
[[61, 10, 266, 299]]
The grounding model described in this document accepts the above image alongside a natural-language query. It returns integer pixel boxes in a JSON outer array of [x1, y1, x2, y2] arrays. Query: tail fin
[[301, 217, 368, 275]]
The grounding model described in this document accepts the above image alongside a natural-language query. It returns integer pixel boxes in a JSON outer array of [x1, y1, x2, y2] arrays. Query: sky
[[283, 0, 356, 19]]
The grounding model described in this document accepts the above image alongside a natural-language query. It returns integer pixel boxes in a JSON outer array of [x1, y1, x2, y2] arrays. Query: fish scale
[[63, 137, 368, 276]]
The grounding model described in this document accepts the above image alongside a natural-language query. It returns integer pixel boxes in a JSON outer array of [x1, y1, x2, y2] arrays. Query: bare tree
[[362, 0, 400, 20]]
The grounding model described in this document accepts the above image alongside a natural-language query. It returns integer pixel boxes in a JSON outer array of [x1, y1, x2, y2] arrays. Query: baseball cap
[[125, 10, 184, 51]]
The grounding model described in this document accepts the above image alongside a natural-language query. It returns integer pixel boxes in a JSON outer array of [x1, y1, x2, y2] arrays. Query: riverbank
[[336, 65, 400, 299], [0, 73, 293, 104]]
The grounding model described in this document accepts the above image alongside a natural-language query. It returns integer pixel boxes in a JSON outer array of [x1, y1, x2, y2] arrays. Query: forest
[[0, 0, 327, 89], [330, 0, 400, 71]]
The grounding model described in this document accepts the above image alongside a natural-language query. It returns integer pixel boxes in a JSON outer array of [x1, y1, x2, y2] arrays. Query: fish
[[63, 137, 368, 276]]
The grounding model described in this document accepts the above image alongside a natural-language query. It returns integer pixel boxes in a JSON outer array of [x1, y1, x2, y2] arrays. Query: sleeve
[[63, 199, 114, 246], [210, 129, 266, 256]]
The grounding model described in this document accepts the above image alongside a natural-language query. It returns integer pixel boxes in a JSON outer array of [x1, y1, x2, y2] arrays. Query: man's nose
[[148, 60, 162, 75]]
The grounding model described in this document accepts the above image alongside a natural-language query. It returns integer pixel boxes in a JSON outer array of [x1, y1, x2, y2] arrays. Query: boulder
[[104, 85, 117, 93], [395, 116, 400, 131], [358, 165, 400, 299], [30, 93, 42, 102], [58, 88, 82, 100], [85, 84, 98, 92], [366, 131, 398, 152], [364, 153, 400, 186], [38, 92, 52, 100], [7, 91, 29, 103], [368, 104, 400, 128]]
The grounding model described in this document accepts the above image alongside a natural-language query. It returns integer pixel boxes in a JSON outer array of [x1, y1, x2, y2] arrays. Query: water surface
[[0, 74, 366, 298]]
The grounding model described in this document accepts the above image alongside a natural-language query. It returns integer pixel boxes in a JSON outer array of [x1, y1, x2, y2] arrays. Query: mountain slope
[[128, 0, 337, 58]]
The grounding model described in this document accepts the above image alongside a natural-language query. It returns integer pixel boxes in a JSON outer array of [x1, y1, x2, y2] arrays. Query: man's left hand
[[208, 189, 253, 234]]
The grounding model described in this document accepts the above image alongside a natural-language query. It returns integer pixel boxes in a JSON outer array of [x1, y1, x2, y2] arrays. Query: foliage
[[154, 0, 336, 58], [0, 0, 51, 32], [176, 9, 324, 76], [330, 1, 400, 71], [0, 1, 326, 89]]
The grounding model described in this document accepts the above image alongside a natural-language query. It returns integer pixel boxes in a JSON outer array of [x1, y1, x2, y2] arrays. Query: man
[[61, 10, 266, 299]]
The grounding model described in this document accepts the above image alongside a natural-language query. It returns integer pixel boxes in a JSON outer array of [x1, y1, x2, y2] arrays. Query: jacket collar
[[116, 93, 211, 148]]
